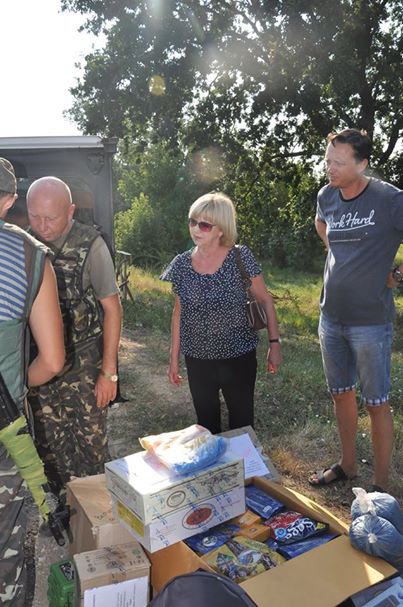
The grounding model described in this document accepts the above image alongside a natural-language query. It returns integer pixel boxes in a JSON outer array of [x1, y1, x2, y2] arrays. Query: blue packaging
[[245, 486, 284, 519], [277, 533, 338, 559], [185, 523, 240, 554], [349, 514, 403, 573], [351, 488, 403, 535]]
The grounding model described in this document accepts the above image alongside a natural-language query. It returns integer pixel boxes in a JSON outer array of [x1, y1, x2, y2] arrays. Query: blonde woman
[[161, 192, 282, 433]]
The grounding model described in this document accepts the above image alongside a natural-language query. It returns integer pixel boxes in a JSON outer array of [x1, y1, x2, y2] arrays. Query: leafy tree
[[63, 0, 403, 174]]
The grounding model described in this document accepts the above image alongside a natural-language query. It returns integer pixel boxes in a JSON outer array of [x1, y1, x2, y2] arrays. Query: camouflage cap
[[0, 157, 17, 194]]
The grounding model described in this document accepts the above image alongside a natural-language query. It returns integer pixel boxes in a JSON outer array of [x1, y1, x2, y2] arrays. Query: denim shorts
[[318, 314, 393, 406]]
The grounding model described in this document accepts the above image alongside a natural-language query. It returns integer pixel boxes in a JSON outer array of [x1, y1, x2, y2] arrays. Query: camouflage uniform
[[0, 211, 48, 606], [29, 222, 110, 495], [0, 448, 26, 607]]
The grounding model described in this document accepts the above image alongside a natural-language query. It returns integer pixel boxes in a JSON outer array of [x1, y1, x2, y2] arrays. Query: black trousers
[[185, 349, 257, 434]]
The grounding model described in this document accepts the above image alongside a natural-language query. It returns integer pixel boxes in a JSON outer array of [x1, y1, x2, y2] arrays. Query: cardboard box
[[67, 474, 134, 555], [73, 541, 150, 607], [112, 484, 246, 552], [105, 449, 244, 524], [146, 477, 397, 607]]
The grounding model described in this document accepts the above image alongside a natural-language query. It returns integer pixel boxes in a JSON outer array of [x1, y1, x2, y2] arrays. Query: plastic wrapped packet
[[139, 424, 227, 475], [276, 533, 338, 559], [245, 485, 284, 519], [203, 536, 285, 582], [349, 514, 403, 573], [185, 523, 240, 554], [351, 487, 403, 535]]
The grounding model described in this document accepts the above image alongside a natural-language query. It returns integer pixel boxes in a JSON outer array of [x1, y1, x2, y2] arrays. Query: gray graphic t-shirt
[[317, 178, 403, 325]]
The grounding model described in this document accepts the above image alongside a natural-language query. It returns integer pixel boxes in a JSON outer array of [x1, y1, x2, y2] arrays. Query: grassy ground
[[121, 263, 403, 514]]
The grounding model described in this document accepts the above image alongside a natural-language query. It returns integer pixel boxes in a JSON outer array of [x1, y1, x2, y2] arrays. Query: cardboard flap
[[67, 474, 116, 526], [240, 535, 397, 607], [146, 542, 213, 590]]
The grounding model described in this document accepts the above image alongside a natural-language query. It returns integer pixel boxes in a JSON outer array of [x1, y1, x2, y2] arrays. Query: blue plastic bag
[[351, 487, 403, 535], [349, 514, 403, 573]]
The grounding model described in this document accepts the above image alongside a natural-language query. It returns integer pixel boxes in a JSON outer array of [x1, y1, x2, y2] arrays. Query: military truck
[[0, 136, 118, 251]]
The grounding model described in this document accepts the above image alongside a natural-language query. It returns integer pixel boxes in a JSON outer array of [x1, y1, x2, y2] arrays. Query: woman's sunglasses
[[188, 217, 215, 232]]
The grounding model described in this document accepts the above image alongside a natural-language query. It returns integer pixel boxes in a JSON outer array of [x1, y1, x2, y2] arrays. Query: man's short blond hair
[[189, 192, 237, 247]]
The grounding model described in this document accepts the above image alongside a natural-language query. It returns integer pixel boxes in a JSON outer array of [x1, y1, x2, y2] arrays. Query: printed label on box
[[105, 451, 244, 525], [112, 485, 246, 553]]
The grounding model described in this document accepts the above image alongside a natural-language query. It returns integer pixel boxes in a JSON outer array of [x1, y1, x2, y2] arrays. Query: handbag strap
[[234, 245, 252, 290]]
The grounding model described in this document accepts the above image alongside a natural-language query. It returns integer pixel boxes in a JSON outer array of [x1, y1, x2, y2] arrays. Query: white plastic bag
[[139, 424, 227, 476]]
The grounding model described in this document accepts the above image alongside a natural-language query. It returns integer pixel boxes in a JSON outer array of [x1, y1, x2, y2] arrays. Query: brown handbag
[[234, 246, 267, 331]]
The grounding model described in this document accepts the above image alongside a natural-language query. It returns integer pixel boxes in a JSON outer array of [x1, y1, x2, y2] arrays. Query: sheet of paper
[[228, 434, 269, 479], [83, 576, 148, 607]]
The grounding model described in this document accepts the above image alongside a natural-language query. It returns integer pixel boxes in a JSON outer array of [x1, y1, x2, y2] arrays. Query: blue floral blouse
[[160, 245, 261, 359]]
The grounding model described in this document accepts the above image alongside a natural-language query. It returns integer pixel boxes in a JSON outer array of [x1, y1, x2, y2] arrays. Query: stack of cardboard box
[[66, 429, 397, 607], [104, 447, 246, 552]]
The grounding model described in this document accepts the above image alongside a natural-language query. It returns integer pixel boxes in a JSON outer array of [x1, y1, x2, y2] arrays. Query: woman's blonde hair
[[189, 192, 237, 247]]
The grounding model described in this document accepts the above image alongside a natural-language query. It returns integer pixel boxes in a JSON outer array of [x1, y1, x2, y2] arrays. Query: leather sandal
[[309, 463, 355, 487]]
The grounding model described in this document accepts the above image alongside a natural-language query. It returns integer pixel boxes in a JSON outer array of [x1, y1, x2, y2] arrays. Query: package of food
[[237, 524, 271, 543], [227, 536, 285, 570], [231, 510, 262, 528], [245, 485, 284, 519], [184, 523, 240, 555], [270, 515, 329, 545], [203, 536, 285, 582], [202, 545, 252, 582], [277, 533, 338, 559], [264, 510, 303, 538]]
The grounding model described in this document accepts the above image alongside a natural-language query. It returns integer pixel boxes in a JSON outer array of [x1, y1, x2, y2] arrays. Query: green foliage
[[63, 0, 403, 268], [114, 141, 206, 264], [63, 0, 403, 171]]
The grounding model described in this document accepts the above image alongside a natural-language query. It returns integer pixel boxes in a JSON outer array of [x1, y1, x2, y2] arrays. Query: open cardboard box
[[146, 477, 397, 607]]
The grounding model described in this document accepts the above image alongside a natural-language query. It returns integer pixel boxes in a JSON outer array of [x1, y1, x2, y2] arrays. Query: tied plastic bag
[[139, 424, 227, 476], [351, 487, 403, 535], [349, 514, 403, 573]]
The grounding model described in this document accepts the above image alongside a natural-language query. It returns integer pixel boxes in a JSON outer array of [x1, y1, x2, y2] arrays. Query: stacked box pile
[[73, 542, 150, 607], [105, 448, 246, 552]]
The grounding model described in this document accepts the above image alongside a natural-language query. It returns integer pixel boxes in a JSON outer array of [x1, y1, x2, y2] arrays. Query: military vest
[[50, 221, 103, 358], [0, 220, 47, 412]]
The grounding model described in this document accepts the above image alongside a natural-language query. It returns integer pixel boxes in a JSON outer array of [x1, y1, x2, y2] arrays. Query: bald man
[[27, 177, 122, 498]]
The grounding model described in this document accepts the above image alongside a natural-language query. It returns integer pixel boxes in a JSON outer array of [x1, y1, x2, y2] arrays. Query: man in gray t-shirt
[[310, 128, 403, 492]]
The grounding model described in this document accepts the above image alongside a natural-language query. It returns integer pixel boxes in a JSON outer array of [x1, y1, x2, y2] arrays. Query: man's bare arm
[[315, 215, 329, 250], [28, 260, 65, 386], [94, 293, 122, 408]]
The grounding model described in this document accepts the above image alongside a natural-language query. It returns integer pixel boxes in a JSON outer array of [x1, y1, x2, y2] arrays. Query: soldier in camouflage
[[0, 160, 64, 606], [27, 176, 122, 497]]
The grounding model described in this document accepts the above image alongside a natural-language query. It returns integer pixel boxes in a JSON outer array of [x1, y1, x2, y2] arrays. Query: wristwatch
[[269, 338, 281, 344], [392, 266, 403, 283], [100, 370, 119, 382]]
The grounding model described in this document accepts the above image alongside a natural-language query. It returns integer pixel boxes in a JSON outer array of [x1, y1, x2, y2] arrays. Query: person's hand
[[168, 362, 182, 386], [267, 343, 282, 375], [94, 373, 117, 408], [386, 270, 397, 288]]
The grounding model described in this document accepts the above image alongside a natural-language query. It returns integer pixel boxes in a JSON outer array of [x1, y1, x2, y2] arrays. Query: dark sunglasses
[[188, 218, 215, 232]]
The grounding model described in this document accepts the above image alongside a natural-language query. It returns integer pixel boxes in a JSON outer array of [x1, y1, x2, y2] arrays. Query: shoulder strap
[[234, 245, 252, 289]]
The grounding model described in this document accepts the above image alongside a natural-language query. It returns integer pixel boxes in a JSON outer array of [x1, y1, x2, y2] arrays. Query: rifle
[[0, 372, 66, 546]]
